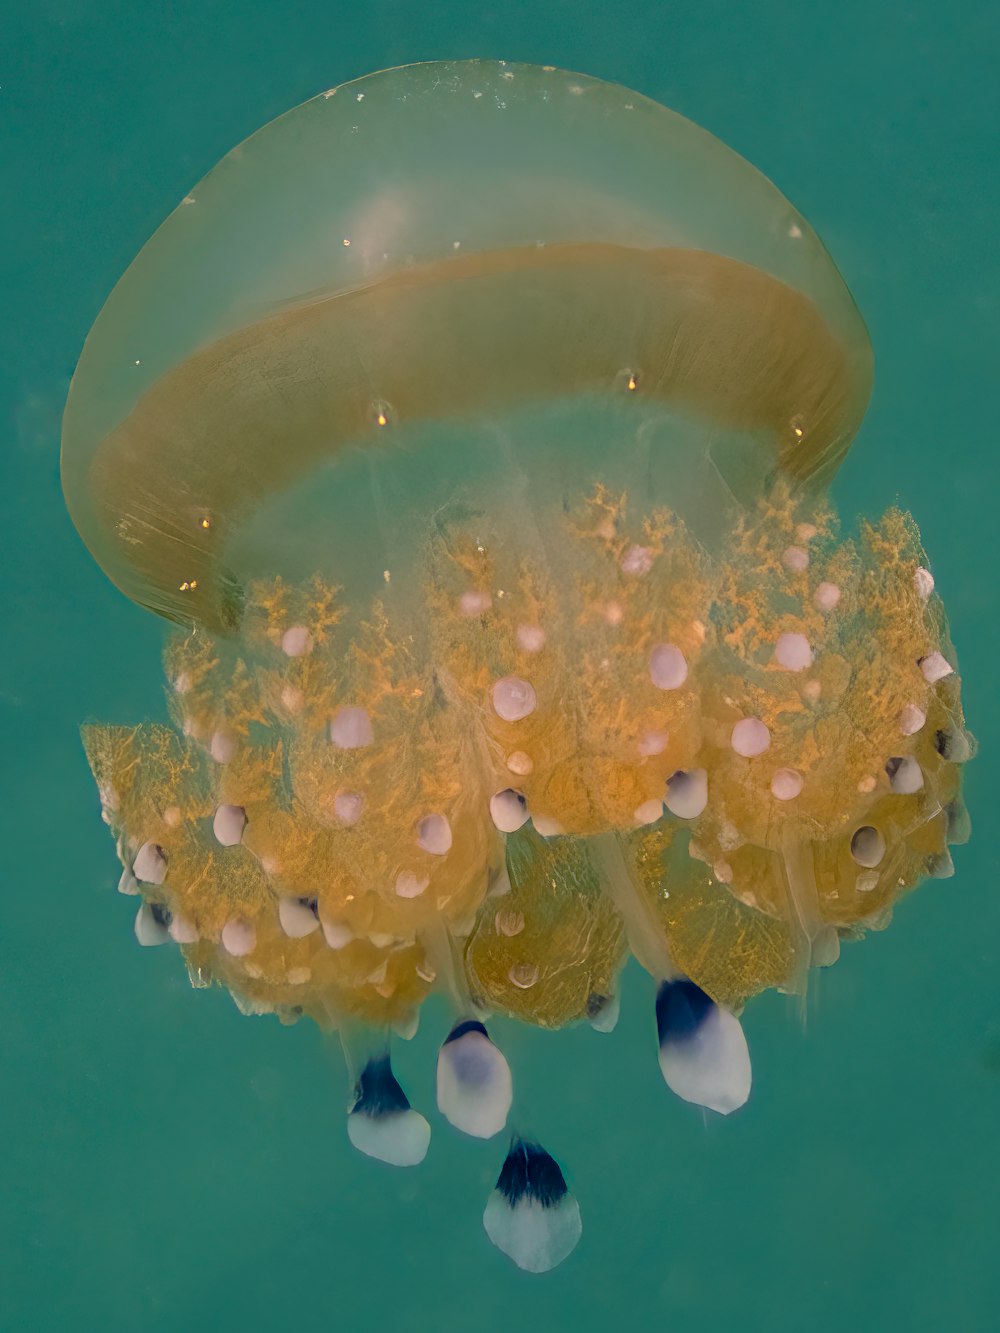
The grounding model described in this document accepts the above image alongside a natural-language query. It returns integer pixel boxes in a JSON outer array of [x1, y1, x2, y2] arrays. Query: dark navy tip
[[495, 1139, 568, 1210], [149, 902, 173, 928], [656, 979, 715, 1047], [444, 1019, 489, 1045], [352, 1055, 411, 1119], [934, 728, 970, 762], [925, 850, 955, 879], [586, 993, 609, 1020]]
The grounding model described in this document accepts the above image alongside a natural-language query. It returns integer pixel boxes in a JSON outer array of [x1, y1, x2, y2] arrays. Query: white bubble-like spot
[[638, 729, 669, 756], [460, 590, 492, 616], [280, 685, 303, 714], [321, 918, 354, 949], [620, 545, 653, 576], [649, 644, 687, 690], [508, 963, 539, 989], [770, 768, 804, 801], [330, 706, 374, 749], [850, 826, 885, 867], [395, 871, 430, 898], [515, 624, 546, 653], [774, 632, 813, 671], [281, 625, 313, 657], [919, 652, 953, 683], [633, 798, 664, 826], [417, 813, 452, 855], [210, 731, 237, 763], [900, 704, 926, 736], [495, 909, 525, 937], [333, 791, 364, 825], [914, 567, 934, 600], [492, 676, 537, 722], [168, 914, 199, 944], [221, 918, 256, 957], [731, 718, 770, 758], [814, 581, 841, 611], [887, 756, 924, 794]]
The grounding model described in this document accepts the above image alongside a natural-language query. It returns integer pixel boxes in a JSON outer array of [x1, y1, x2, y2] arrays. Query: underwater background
[[2, 1, 998, 1329]]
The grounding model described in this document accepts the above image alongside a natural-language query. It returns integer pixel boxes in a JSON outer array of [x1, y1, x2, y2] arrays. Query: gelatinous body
[[63, 61, 972, 1273]]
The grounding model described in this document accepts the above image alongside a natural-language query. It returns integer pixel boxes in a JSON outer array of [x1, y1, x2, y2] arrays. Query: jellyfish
[[62, 60, 973, 1274]]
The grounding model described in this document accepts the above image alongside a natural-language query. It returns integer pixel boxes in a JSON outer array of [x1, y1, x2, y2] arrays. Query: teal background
[[2, 3, 998, 1330]]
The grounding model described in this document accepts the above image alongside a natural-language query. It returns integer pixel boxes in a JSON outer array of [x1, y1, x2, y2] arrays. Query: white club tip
[[665, 768, 708, 819], [887, 756, 924, 794], [437, 1022, 513, 1139], [349, 1055, 429, 1166], [490, 789, 530, 833], [656, 980, 751, 1115], [483, 1141, 582, 1273], [117, 865, 139, 896], [134, 902, 171, 946], [278, 896, 320, 938], [348, 1108, 430, 1167], [587, 992, 620, 1033], [212, 803, 246, 847], [132, 841, 167, 885]]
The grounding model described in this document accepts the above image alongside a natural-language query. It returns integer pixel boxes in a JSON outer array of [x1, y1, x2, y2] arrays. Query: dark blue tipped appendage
[[655, 979, 714, 1047], [444, 1019, 489, 1045], [353, 1054, 411, 1119], [495, 1139, 568, 1210]]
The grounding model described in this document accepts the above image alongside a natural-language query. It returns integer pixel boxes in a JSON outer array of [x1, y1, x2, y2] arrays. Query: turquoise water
[[3, 3, 998, 1329]]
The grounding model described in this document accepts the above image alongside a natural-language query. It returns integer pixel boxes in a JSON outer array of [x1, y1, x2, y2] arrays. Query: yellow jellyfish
[[62, 61, 972, 1273]]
